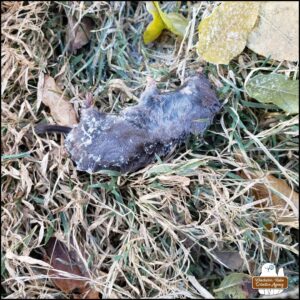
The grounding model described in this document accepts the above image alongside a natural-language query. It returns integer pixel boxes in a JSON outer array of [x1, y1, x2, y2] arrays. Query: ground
[[1, 2, 299, 299]]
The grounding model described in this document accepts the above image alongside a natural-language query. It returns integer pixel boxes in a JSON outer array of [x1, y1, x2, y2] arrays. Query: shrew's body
[[36, 74, 220, 173]]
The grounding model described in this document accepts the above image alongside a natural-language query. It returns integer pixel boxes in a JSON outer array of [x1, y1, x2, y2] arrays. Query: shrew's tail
[[35, 124, 72, 135]]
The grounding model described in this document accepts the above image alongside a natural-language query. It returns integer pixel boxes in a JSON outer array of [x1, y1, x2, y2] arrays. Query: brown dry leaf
[[73, 289, 100, 299], [235, 152, 298, 214], [84, 289, 101, 299], [252, 174, 299, 211], [247, 2, 299, 62], [66, 15, 94, 53], [235, 151, 299, 256], [45, 237, 99, 299], [40, 75, 78, 126], [212, 251, 244, 271]]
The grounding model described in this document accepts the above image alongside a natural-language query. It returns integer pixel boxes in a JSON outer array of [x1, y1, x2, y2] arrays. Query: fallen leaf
[[143, 2, 166, 44], [252, 174, 299, 211], [66, 15, 94, 53], [214, 273, 257, 299], [235, 150, 299, 241], [143, 1, 188, 44], [40, 75, 78, 126], [197, 2, 259, 64], [212, 251, 244, 271], [235, 151, 298, 215], [251, 173, 299, 254], [154, 2, 188, 37], [245, 74, 299, 114], [73, 289, 100, 299], [45, 237, 99, 299], [247, 2, 299, 62], [84, 289, 101, 299]]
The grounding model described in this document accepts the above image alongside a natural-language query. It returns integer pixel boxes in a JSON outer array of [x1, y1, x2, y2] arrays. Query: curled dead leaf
[[143, 2, 165, 44], [66, 15, 94, 53], [212, 251, 244, 271], [252, 174, 299, 211], [235, 151, 298, 215], [235, 149, 299, 258], [20, 163, 33, 198], [45, 237, 99, 299], [154, 2, 188, 37], [143, 1, 188, 44], [39, 75, 78, 126]]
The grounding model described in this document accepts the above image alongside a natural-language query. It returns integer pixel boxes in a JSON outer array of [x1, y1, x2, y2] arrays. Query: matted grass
[[1, 1, 299, 299]]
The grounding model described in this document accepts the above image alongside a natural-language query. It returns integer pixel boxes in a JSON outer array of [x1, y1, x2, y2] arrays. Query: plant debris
[[143, 1, 188, 44], [247, 2, 299, 62], [1, 1, 298, 299], [245, 73, 299, 114], [44, 237, 99, 299], [38, 75, 78, 126], [197, 2, 259, 64]]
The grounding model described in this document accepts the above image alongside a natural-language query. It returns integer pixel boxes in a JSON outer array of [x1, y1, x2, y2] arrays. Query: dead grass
[[1, 1, 299, 299]]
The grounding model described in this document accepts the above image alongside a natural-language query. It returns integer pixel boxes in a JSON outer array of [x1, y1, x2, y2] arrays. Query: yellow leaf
[[154, 2, 188, 37], [143, 2, 188, 44], [247, 2, 299, 62], [197, 2, 259, 64], [143, 2, 166, 44]]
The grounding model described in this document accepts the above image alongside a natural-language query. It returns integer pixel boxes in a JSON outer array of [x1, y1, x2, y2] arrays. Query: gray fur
[[37, 74, 220, 173]]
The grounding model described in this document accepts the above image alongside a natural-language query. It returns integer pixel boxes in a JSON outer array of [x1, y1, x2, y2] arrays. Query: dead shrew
[[35, 73, 221, 173]]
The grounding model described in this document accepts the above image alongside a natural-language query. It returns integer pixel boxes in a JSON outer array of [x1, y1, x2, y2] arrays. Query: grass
[[1, 1, 299, 299]]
